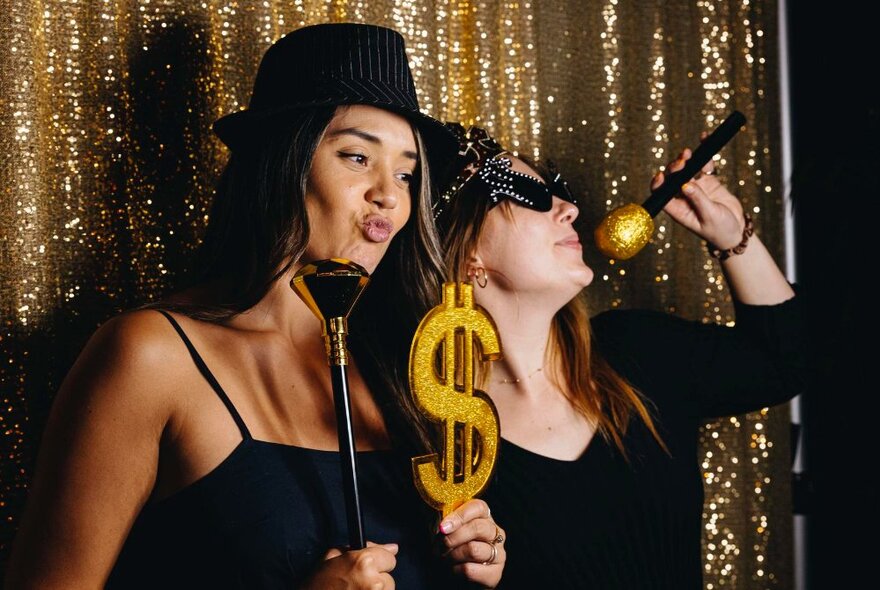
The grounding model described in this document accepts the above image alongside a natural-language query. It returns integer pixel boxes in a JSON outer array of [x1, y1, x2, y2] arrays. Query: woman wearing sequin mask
[[433, 124, 806, 589], [5, 25, 507, 589]]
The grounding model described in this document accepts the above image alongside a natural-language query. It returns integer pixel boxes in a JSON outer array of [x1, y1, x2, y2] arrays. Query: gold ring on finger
[[481, 541, 498, 565]]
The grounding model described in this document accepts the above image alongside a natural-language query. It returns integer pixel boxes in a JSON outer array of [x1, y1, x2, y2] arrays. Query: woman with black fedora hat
[[6, 24, 505, 589]]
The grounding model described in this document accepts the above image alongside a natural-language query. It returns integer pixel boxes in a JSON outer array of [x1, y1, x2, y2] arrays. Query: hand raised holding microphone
[[595, 111, 748, 260], [605, 111, 790, 307], [654, 134, 752, 260]]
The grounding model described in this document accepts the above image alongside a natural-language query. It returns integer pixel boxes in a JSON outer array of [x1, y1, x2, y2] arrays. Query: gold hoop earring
[[474, 267, 488, 288]]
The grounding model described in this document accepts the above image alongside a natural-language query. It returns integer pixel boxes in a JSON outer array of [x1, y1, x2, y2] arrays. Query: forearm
[[720, 232, 794, 305]]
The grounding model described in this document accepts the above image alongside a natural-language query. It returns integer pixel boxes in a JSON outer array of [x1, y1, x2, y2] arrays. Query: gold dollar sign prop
[[409, 282, 502, 518]]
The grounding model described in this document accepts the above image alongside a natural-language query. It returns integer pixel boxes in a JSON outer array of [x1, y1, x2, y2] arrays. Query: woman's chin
[[341, 247, 386, 275], [577, 267, 595, 288], [561, 261, 594, 290], [301, 242, 387, 275]]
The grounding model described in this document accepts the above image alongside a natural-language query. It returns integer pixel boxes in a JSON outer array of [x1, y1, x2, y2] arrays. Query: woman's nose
[[556, 198, 579, 224], [366, 171, 399, 210]]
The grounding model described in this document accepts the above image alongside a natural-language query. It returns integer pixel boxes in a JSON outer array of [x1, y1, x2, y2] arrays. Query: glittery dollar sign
[[409, 282, 502, 518]]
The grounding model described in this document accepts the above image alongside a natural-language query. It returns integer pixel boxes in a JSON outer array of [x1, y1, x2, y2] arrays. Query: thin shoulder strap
[[156, 310, 252, 440]]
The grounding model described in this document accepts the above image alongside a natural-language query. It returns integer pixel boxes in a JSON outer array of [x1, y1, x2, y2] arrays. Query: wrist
[[708, 212, 754, 261]]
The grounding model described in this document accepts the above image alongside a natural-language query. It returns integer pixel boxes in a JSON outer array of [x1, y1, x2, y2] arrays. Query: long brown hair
[[437, 157, 666, 454], [162, 105, 443, 453]]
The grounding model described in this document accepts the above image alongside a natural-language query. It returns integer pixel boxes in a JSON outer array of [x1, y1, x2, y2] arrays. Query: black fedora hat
[[213, 23, 456, 177]]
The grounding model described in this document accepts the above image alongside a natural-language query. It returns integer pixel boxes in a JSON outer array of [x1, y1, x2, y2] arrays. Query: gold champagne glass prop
[[594, 111, 747, 260], [290, 258, 370, 549]]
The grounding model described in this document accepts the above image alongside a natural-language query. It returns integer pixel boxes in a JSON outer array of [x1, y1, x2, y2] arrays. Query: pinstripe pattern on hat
[[213, 23, 453, 174]]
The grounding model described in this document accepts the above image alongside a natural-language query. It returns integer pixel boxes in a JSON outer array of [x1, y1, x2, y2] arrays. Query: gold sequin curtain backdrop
[[0, 1, 790, 586]]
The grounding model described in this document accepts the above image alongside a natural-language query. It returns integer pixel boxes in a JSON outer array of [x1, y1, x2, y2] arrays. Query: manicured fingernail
[[439, 521, 453, 534], [682, 183, 694, 193]]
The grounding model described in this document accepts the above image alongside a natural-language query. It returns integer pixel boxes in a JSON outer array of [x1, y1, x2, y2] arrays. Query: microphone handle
[[642, 111, 746, 217]]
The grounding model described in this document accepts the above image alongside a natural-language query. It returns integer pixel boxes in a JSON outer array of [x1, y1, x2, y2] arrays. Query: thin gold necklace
[[498, 366, 544, 384]]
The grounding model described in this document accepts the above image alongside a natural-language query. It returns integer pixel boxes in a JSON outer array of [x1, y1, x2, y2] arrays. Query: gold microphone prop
[[290, 258, 370, 549], [594, 111, 747, 260]]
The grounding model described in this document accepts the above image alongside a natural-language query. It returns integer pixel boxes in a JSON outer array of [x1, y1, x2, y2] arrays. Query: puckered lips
[[362, 214, 394, 243]]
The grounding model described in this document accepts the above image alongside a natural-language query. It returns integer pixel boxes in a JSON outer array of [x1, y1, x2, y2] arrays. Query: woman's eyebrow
[[329, 127, 418, 160]]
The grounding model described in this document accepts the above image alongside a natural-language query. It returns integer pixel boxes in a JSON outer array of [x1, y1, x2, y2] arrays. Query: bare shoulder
[[4, 309, 203, 585], [88, 308, 187, 365], [57, 308, 196, 420]]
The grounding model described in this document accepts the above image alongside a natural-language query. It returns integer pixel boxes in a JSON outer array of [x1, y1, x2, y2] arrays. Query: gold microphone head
[[593, 203, 655, 260]]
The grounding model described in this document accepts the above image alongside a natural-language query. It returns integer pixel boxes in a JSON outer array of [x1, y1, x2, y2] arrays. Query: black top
[[485, 295, 806, 590], [108, 311, 451, 589]]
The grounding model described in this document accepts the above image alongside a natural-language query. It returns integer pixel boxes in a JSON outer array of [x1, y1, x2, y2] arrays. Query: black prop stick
[[290, 258, 371, 549], [594, 111, 747, 260]]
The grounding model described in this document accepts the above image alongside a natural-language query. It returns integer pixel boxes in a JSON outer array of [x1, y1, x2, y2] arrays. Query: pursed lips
[[362, 214, 394, 243]]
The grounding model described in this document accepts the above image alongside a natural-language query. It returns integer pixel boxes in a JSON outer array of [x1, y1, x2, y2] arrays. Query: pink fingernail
[[439, 521, 452, 534]]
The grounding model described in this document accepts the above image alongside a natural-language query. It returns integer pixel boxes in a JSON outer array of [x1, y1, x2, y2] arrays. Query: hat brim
[[213, 98, 457, 186]]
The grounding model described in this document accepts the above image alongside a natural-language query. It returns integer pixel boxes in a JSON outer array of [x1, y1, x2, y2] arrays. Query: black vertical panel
[[787, 4, 879, 588]]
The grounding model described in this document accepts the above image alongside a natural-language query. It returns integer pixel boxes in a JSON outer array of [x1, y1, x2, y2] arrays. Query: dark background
[[788, 3, 877, 588]]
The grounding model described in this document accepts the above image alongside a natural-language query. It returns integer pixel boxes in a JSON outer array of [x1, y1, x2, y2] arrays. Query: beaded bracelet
[[708, 212, 754, 261]]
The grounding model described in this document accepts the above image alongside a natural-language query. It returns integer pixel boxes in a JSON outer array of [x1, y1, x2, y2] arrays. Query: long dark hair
[[193, 107, 333, 313], [166, 106, 443, 452]]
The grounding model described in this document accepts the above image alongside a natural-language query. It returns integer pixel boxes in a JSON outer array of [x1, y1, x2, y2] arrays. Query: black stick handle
[[331, 364, 365, 549], [642, 111, 747, 217]]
